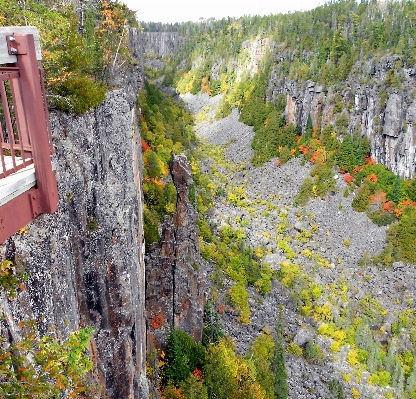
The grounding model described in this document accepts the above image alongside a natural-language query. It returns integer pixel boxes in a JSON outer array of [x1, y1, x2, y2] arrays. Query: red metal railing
[[0, 31, 58, 243], [0, 67, 33, 178], [0, 67, 53, 180]]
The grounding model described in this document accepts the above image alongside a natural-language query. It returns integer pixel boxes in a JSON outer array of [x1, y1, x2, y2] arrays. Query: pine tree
[[163, 328, 190, 385], [202, 300, 225, 346], [272, 306, 288, 399], [391, 173, 402, 203], [303, 114, 313, 139]]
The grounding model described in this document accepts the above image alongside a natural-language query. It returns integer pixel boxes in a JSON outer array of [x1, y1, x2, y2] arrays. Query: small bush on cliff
[[0, 260, 95, 397], [0, 0, 137, 114]]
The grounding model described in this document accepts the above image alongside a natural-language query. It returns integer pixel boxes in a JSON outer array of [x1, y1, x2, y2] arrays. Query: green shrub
[[202, 301, 225, 346], [352, 181, 373, 212], [388, 206, 416, 264], [286, 342, 302, 356], [229, 282, 250, 324], [369, 370, 391, 387], [295, 177, 314, 206], [50, 74, 107, 114], [368, 209, 395, 226]]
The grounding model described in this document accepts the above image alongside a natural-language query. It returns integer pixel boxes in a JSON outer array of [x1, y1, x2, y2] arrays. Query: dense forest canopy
[[148, 0, 416, 88]]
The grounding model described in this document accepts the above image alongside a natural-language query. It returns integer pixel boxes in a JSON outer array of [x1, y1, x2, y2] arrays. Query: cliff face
[[133, 31, 184, 58], [145, 154, 205, 354], [266, 54, 416, 179], [3, 91, 148, 398]]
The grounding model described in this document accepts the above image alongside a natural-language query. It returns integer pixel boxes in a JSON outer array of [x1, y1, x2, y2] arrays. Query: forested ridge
[[147, 0, 416, 88]]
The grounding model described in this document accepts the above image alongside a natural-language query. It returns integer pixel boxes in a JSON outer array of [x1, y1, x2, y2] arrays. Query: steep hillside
[[147, 0, 416, 179]]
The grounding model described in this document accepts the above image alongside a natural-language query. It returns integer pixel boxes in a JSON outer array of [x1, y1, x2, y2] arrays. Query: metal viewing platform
[[0, 27, 58, 243]]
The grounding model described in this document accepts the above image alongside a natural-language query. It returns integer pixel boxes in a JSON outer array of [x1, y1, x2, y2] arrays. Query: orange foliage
[[150, 314, 164, 329], [394, 208, 403, 218], [365, 156, 376, 165], [400, 199, 416, 207], [192, 368, 203, 380], [368, 173, 378, 183], [352, 165, 362, 174], [312, 125, 319, 137], [299, 145, 309, 155], [310, 151, 320, 163], [275, 159, 282, 166], [384, 201, 395, 212], [344, 173, 354, 183], [141, 139, 151, 152], [201, 76, 212, 96], [290, 148, 296, 156], [278, 146, 283, 152], [153, 178, 166, 188], [296, 135, 302, 142], [161, 386, 183, 399], [310, 149, 325, 164], [217, 304, 225, 314]]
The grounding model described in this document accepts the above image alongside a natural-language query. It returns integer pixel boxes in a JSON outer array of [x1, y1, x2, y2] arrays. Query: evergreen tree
[[271, 307, 288, 399], [304, 114, 313, 140], [391, 173, 402, 203], [163, 329, 190, 385], [202, 301, 225, 346], [407, 178, 416, 202]]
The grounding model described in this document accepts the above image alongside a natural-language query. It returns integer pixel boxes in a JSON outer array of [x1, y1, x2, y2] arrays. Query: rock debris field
[[181, 93, 416, 399]]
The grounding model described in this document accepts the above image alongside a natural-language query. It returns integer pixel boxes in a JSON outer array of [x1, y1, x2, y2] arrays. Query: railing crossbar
[[10, 74, 31, 163], [0, 80, 17, 172], [0, 69, 34, 178]]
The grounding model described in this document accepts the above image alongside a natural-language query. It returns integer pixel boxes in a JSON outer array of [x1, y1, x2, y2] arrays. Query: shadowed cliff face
[[2, 91, 148, 399], [266, 54, 416, 179], [145, 154, 205, 354]]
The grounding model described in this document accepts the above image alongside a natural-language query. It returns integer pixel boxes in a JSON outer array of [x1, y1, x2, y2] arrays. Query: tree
[[163, 329, 190, 385], [202, 300, 225, 346], [0, 260, 94, 397], [247, 330, 275, 399], [391, 173, 402, 203], [271, 307, 288, 399], [406, 178, 416, 202], [204, 337, 240, 399], [304, 114, 313, 140]]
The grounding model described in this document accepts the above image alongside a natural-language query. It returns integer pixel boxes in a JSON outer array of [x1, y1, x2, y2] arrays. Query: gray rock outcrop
[[267, 55, 416, 179], [2, 91, 148, 398], [146, 154, 205, 353]]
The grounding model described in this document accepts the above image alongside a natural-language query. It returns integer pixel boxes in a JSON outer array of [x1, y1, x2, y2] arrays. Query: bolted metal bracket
[[6, 34, 28, 56], [29, 190, 41, 218]]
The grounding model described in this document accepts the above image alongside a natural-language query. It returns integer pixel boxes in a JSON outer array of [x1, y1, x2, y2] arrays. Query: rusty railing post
[[11, 32, 58, 214]]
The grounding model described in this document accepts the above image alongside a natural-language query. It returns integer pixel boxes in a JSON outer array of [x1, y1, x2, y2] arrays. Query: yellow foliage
[[314, 302, 333, 322], [330, 341, 342, 353], [254, 247, 264, 258]]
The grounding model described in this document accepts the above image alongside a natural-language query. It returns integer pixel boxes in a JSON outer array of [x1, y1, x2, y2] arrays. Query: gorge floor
[[181, 92, 416, 399]]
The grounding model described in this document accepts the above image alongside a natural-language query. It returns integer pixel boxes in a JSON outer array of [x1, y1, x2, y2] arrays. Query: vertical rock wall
[[3, 91, 148, 398], [267, 55, 416, 179], [145, 154, 205, 354]]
